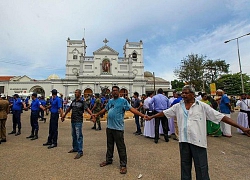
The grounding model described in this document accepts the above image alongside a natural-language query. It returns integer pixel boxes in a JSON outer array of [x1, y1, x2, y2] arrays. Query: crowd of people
[[0, 85, 250, 178]]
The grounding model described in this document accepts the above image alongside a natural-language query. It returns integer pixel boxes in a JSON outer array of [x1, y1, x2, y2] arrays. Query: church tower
[[65, 37, 86, 79], [123, 40, 144, 80]]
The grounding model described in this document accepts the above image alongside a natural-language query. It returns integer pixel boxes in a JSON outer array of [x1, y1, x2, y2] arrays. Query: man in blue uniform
[[9, 94, 26, 136], [25, 93, 45, 140], [39, 96, 46, 122], [43, 89, 63, 149]]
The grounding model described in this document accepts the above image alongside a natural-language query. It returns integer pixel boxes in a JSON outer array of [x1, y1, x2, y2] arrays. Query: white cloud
[[0, 0, 250, 82]]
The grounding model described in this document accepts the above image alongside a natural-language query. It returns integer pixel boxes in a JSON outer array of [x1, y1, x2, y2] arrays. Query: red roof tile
[[0, 76, 15, 81]]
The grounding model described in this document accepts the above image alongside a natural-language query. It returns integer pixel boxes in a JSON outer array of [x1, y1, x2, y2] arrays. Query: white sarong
[[237, 112, 249, 133], [220, 114, 232, 136], [143, 119, 163, 138]]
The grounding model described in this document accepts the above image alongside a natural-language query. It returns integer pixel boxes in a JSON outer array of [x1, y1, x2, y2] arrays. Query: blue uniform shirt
[[171, 97, 183, 106], [40, 99, 46, 106], [105, 97, 131, 131], [219, 94, 230, 114], [31, 98, 41, 111], [25, 97, 29, 104], [12, 98, 23, 111], [50, 96, 62, 113]]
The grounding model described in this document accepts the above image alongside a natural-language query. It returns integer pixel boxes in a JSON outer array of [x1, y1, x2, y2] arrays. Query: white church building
[[0, 38, 171, 98]]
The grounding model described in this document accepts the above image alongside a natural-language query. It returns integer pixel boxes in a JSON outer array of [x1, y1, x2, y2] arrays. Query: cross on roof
[[103, 38, 109, 45]]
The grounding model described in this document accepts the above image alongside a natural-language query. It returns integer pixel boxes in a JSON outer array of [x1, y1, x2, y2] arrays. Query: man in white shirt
[[236, 93, 250, 133], [146, 85, 250, 180]]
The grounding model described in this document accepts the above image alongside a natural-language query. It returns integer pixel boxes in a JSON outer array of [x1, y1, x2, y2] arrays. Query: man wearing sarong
[[236, 93, 250, 134]]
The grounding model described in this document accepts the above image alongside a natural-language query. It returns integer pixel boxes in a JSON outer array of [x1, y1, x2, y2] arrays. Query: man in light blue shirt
[[94, 86, 145, 174], [149, 88, 170, 144]]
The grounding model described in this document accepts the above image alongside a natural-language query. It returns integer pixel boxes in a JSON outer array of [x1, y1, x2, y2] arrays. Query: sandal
[[100, 161, 112, 167], [120, 167, 127, 174]]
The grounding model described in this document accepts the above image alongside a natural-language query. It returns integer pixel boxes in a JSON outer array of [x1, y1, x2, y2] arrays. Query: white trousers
[[220, 114, 232, 136]]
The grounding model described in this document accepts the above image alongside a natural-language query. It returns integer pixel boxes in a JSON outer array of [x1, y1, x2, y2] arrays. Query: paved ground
[[1, 111, 250, 180]]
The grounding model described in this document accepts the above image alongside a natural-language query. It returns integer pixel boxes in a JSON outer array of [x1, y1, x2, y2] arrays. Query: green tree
[[171, 79, 185, 91], [174, 54, 205, 91], [174, 54, 229, 91], [216, 73, 250, 95]]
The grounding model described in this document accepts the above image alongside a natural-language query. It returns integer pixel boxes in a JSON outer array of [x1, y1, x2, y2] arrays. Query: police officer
[[39, 96, 46, 122], [25, 93, 45, 140], [9, 94, 26, 136], [43, 89, 63, 149]]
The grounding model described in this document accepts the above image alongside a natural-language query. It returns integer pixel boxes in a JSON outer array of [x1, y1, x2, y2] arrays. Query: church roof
[[47, 74, 60, 80], [93, 45, 119, 55]]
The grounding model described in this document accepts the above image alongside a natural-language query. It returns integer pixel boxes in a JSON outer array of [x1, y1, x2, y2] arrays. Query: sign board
[[210, 83, 216, 95]]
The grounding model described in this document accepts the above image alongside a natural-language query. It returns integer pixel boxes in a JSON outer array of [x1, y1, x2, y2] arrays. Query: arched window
[[132, 52, 137, 61]]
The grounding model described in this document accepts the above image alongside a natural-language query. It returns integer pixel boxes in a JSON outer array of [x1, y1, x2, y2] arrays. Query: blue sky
[[1, 0, 250, 82]]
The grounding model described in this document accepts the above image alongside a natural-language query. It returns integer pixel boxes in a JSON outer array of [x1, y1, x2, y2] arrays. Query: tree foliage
[[171, 79, 185, 91], [174, 54, 229, 91], [216, 73, 250, 95]]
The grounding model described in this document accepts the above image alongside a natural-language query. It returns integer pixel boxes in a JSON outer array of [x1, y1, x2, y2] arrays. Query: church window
[[132, 52, 137, 61], [73, 55, 78, 59]]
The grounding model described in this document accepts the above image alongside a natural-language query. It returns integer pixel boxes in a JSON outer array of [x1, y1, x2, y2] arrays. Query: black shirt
[[70, 99, 88, 123]]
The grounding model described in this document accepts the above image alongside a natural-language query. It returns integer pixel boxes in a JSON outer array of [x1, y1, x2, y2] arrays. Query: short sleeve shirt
[[163, 100, 224, 148], [70, 99, 88, 123], [50, 96, 62, 113], [219, 95, 230, 114], [31, 98, 41, 111], [105, 98, 131, 130], [12, 98, 23, 111]]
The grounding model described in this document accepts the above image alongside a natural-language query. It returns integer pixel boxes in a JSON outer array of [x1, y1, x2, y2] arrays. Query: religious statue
[[102, 60, 110, 73]]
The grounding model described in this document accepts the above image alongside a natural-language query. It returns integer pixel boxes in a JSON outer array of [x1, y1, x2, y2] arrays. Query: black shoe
[[8, 131, 16, 135], [26, 135, 34, 139], [48, 144, 57, 149], [164, 135, 169, 142], [74, 153, 83, 159], [15, 131, 21, 136], [43, 118, 46, 123], [43, 142, 52, 146], [135, 132, 142, 135], [31, 136, 38, 140], [1, 139, 6, 142], [154, 139, 158, 144], [133, 131, 138, 134], [91, 126, 96, 130], [39, 119, 43, 121]]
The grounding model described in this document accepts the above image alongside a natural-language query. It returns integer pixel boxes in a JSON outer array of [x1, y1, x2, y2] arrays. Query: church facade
[[0, 38, 171, 98]]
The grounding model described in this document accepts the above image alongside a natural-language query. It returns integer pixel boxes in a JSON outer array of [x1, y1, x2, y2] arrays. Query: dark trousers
[[134, 115, 141, 132], [106, 128, 127, 167], [39, 109, 44, 119], [154, 113, 169, 140], [30, 111, 39, 131], [179, 142, 210, 180], [47, 113, 59, 145], [12, 110, 21, 131]]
